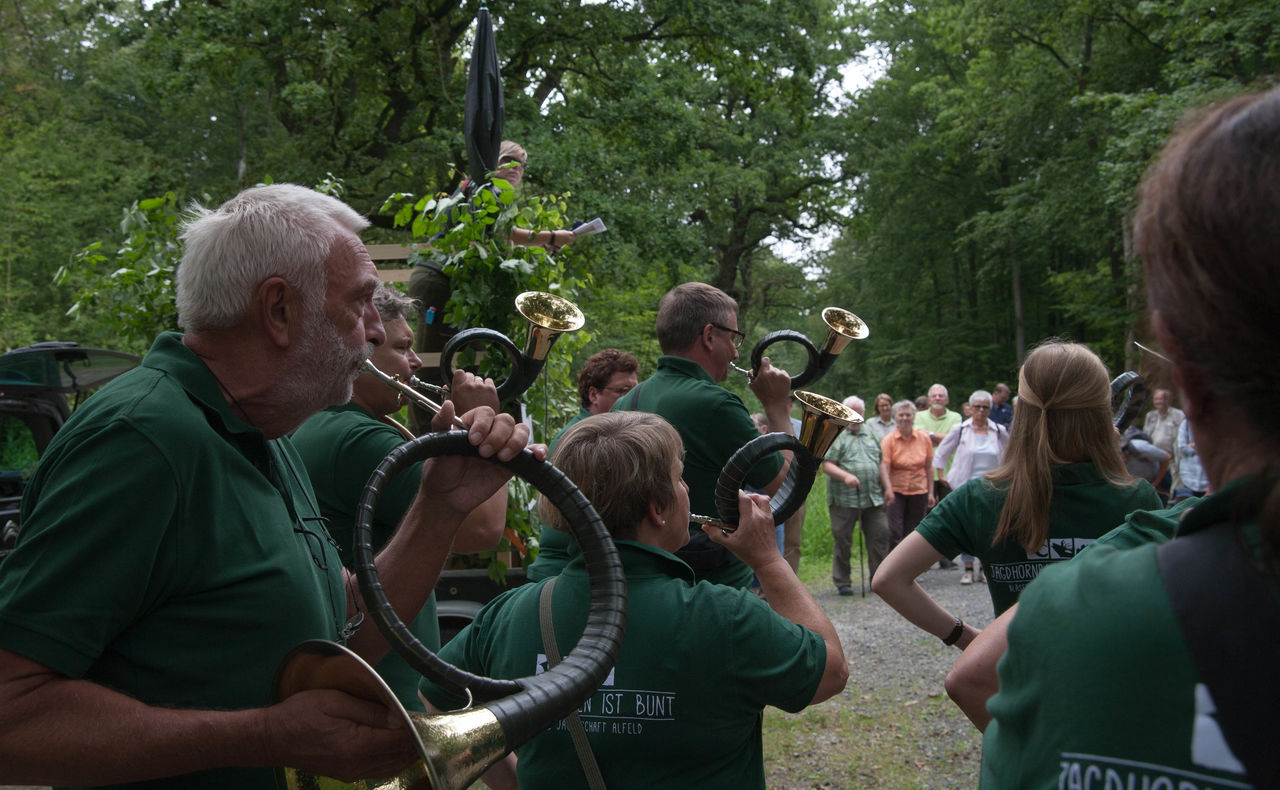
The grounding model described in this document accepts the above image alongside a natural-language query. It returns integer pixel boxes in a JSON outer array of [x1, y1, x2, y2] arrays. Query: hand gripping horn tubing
[[272, 430, 626, 790], [352, 431, 626, 748]]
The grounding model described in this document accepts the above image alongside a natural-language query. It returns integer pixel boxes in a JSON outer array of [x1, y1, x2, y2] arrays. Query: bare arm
[[0, 648, 416, 785], [880, 457, 896, 506], [822, 459, 859, 489], [945, 605, 1016, 732], [871, 532, 979, 649], [510, 227, 575, 253], [345, 401, 541, 663], [749, 357, 796, 496], [445, 371, 510, 554], [707, 491, 848, 704]]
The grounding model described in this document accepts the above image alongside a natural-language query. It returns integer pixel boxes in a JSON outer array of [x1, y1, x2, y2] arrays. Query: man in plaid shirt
[[822, 396, 894, 594]]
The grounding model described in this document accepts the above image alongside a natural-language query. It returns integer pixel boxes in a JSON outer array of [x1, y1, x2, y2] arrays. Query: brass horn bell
[[691, 391, 861, 531], [730, 307, 869, 390], [273, 640, 506, 790], [438, 291, 585, 403]]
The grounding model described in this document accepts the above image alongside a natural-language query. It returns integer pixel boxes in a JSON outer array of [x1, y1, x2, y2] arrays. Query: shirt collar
[[141, 332, 262, 438], [656, 355, 716, 385], [1176, 476, 1255, 537], [564, 539, 697, 584]]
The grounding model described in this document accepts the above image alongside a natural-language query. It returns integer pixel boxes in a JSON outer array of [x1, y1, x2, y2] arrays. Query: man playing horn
[[612, 282, 794, 588], [0, 184, 536, 788], [292, 283, 510, 712]]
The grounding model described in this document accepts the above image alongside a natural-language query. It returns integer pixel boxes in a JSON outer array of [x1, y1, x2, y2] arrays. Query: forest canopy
[[3, 0, 1277, 404]]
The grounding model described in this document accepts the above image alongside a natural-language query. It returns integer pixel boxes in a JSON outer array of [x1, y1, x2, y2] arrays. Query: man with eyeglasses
[[613, 282, 795, 589], [527, 348, 640, 581], [0, 185, 535, 788]]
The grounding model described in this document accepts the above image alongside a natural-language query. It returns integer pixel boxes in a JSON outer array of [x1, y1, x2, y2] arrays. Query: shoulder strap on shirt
[[624, 381, 645, 411], [539, 579, 607, 790], [1157, 523, 1280, 786]]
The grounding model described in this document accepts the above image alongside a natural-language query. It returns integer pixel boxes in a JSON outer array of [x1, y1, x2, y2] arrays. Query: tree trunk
[[1010, 236, 1025, 366]]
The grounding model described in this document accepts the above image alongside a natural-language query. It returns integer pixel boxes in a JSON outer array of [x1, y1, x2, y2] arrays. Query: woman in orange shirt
[[880, 400, 936, 549]]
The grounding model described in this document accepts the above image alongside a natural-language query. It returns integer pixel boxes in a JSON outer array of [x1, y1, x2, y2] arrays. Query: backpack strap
[[624, 381, 645, 411], [539, 579, 607, 790], [1157, 523, 1280, 786]]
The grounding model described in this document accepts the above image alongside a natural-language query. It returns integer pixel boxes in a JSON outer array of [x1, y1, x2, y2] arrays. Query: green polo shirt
[[914, 408, 961, 475], [981, 481, 1262, 789], [292, 402, 440, 711], [420, 541, 826, 789], [0, 332, 344, 790], [526, 407, 592, 582], [915, 463, 1160, 615], [612, 356, 781, 588]]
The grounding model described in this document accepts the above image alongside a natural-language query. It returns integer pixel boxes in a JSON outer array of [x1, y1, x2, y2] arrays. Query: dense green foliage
[[3, 0, 1278, 398]]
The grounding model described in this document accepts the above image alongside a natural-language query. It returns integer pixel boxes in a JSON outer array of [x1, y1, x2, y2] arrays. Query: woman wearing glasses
[[872, 341, 1160, 648], [932, 391, 1010, 584]]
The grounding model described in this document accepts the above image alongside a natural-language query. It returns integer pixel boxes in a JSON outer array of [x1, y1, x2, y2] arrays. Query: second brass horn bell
[[696, 391, 861, 530], [438, 291, 585, 403], [732, 307, 868, 390]]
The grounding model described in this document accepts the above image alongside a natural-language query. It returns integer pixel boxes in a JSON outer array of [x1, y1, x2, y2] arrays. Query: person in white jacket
[[934, 390, 1010, 584]]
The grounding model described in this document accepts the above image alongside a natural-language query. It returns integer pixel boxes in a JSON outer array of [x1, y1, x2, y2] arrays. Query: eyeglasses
[[602, 385, 633, 396], [294, 515, 340, 571], [711, 324, 746, 349]]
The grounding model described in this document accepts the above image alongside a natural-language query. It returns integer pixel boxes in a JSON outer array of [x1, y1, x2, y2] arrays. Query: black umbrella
[[464, 7, 504, 191]]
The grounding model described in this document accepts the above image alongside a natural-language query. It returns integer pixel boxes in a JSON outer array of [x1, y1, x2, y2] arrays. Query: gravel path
[[765, 561, 997, 789]]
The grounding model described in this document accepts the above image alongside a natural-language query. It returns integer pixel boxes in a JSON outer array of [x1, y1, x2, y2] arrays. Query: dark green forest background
[[3, 0, 1277, 417]]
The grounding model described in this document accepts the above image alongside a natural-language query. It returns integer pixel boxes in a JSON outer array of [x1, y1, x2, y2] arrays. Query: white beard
[[278, 303, 372, 417]]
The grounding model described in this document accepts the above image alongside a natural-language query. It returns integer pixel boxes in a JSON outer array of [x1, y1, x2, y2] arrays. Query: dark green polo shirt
[[613, 356, 781, 587], [915, 463, 1160, 614], [292, 402, 441, 710], [0, 332, 344, 790], [421, 541, 826, 789], [982, 481, 1261, 789]]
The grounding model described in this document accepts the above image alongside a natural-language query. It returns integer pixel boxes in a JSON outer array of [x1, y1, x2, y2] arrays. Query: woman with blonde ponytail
[[872, 341, 1160, 649]]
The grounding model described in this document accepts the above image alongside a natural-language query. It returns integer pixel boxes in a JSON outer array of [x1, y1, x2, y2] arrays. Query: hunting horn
[[273, 431, 626, 789], [690, 391, 861, 532], [437, 291, 585, 403], [730, 307, 868, 390]]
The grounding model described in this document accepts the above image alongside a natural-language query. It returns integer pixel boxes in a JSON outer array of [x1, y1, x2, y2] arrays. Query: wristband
[[942, 616, 964, 646]]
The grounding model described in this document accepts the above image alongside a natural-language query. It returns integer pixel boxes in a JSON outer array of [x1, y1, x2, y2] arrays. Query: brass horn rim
[[821, 306, 870, 341], [793, 390, 862, 429], [515, 290, 586, 333]]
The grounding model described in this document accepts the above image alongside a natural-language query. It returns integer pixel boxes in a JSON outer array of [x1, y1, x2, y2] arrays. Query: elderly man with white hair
[[0, 184, 534, 788], [821, 395, 894, 594]]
